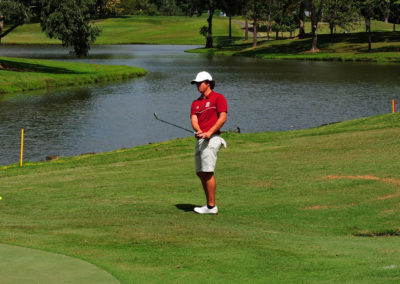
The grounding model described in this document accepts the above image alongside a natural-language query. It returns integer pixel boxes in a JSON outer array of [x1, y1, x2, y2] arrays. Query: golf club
[[153, 112, 195, 134]]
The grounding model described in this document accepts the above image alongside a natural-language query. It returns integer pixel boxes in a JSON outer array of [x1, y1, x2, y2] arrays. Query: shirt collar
[[199, 90, 214, 100]]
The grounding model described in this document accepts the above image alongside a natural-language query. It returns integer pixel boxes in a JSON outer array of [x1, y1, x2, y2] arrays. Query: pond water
[[1, 44, 399, 165]]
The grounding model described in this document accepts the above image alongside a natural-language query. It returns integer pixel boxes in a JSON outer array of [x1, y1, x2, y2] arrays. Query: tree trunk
[[206, 8, 214, 48], [384, 3, 390, 23], [0, 16, 3, 45], [330, 23, 334, 36], [310, 0, 323, 52], [298, 1, 306, 38], [311, 23, 318, 51], [229, 15, 232, 38], [253, 2, 257, 48], [394, 23, 396, 32], [365, 17, 371, 52], [245, 13, 248, 40], [311, 6, 318, 51]]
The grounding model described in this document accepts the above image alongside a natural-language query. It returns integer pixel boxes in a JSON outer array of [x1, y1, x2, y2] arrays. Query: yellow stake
[[20, 128, 24, 167]]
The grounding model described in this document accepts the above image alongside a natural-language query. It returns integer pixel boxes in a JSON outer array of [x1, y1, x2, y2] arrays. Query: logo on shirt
[[196, 106, 199, 109], [206, 102, 210, 107]]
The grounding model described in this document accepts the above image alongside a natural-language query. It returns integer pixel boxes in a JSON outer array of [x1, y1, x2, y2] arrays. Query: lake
[[0, 44, 399, 165]]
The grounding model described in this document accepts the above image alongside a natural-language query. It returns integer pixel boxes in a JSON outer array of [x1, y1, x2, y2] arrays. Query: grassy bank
[[1, 112, 399, 282], [0, 57, 146, 94], [2, 15, 243, 45], [190, 33, 400, 63], [189, 25, 400, 63]]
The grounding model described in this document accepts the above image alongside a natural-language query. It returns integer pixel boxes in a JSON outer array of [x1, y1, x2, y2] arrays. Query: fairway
[[0, 113, 399, 282], [0, 244, 118, 283]]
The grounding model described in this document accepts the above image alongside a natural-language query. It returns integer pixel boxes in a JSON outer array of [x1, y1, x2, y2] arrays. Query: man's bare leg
[[197, 172, 216, 207]]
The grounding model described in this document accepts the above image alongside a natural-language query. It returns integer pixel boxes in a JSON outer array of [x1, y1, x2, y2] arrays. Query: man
[[190, 71, 228, 214]]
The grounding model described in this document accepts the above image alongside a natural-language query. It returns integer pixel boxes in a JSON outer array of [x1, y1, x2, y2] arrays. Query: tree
[[119, 0, 158, 15], [220, 0, 243, 38], [382, 0, 391, 22], [390, 0, 400, 31], [264, 0, 278, 40], [246, 0, 269, 47], [357, 0, 381, 52], [0, 0, 30, 44], [39, 0, 100, 57], [0, 0, 99, 57], [243, 1, 250, 40], [272, 0, 298, 39], [309, 0, 325, 52], [323, 0, 358, 36], [298, 0, 306, 38], [190, 0, 223, 48]]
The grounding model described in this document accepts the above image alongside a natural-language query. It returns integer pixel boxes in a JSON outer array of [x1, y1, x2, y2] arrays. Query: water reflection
[[0, 45, 399, 165]]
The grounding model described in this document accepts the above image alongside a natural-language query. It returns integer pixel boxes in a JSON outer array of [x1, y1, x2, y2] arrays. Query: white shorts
[[195, 135, 227, 173]]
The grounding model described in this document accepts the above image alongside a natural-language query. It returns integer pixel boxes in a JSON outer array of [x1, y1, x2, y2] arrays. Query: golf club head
[[153, 112, 159, 120]]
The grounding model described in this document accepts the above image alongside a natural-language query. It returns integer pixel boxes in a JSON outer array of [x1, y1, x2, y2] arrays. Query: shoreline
[[187, 47, 400, 64], [0, 56, 147, 95], [1, 111, 398, 168]]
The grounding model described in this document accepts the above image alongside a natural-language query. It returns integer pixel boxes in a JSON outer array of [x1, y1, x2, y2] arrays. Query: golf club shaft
[[154, 113, 195, 134]]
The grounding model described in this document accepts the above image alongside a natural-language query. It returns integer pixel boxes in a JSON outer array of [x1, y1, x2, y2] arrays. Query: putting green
[[0, 244, 119, 283]]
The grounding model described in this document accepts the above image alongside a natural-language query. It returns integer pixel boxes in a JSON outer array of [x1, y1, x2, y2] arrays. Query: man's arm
[[197, 112, 227, 139], [191, 115, 202, 136]]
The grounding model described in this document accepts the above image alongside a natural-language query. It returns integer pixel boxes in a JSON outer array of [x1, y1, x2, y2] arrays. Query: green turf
[[0, 244, 119, 283], [0, 112, 399, 282], [0, 57, 146, 94], [2, 15, 244, 46], [189, 30, 400, 62]]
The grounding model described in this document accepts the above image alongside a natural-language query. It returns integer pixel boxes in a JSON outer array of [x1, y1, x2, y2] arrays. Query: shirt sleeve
[[216, 94, 228, 113]]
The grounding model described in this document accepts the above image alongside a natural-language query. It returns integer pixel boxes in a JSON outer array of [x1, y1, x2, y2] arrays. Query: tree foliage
[[40, 0, 100, 57], [0, 0, 31, 41], [323, 0, 358, 35], [0, 0, 99, 57]]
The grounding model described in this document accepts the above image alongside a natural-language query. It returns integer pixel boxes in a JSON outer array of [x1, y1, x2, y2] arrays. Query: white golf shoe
[[194, 205, 218, 214]]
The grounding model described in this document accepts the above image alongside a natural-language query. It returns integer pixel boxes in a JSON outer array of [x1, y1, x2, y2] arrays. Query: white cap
[[191, 71, 213, 84]]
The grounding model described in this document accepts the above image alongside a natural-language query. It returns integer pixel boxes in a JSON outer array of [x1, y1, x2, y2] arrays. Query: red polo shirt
[[191, 91, 228, 133]]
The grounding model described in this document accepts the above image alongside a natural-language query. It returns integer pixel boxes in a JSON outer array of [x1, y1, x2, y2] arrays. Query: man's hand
[[197, 131, 212, 139], [195, 129, 202, 138]]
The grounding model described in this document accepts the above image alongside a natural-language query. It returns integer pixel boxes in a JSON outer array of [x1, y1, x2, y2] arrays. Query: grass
[[188, 20, 400, 63], [189, 31, 400, 63], [1, 243, 118, 283], [4, 15, 400, 62], [0, 112, 399, 282], [0, 57, 146, 94], [2, 15, 244, 46]]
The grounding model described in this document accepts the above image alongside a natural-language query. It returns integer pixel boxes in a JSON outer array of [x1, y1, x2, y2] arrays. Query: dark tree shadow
[[175, 204, 196, 212], [214, 36, 243, 47], [0, 59, 84, 74]]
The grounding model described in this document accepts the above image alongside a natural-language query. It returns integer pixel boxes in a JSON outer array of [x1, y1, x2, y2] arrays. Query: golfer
[[190, 71, 227, 214]]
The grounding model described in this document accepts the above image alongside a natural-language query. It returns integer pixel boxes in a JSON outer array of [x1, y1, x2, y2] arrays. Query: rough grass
[[0, 57, 146, 94], [0, 112, 399, 283]]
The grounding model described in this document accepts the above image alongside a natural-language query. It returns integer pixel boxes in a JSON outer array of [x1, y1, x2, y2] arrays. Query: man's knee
[[197, 171, 214, 180]]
